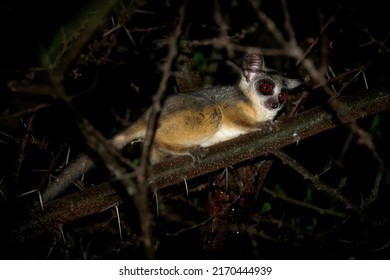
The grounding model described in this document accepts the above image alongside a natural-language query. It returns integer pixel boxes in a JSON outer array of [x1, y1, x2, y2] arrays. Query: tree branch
[[148, 86, 390, 191], [7, 85, 390, 243]]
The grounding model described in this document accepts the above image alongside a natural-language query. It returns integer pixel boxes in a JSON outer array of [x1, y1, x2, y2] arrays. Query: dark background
[[0, 0, 389, 259]]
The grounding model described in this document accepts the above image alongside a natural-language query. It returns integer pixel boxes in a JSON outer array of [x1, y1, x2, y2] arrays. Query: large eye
[[278, 90, 288, 102], [259, 81, 273, 94]]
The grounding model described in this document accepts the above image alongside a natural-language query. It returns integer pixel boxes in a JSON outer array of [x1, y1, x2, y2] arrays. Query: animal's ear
[[242, 50, 266, 82], [284, 78, 303, 91]]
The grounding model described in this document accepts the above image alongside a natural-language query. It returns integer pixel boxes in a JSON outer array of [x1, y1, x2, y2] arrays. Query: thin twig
[[249, 2, 385, 172], [133, 3, 186, 259], [14, 116, 35, 184], [263, 187, 346, 218], [272, 150, 366, 219]]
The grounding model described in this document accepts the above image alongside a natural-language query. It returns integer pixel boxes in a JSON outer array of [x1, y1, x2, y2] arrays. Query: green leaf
[[338, 176, 348, 189], [260, 202, 271, 213]]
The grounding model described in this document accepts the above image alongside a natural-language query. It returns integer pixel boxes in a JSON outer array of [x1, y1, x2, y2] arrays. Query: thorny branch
[[6, 86, 390, 243], [2, 0, 390, 258], [14, 116, 36, 185], [262, 187, 346, 218], [272, 150, 390, 245], [50, 1, 121, 74], [131, 2, 187, 259], [252, 0, 385, 169], [272, 150, 366, 218]]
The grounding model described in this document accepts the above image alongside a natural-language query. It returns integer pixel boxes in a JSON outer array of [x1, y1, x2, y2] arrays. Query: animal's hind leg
[[152, 103, 222, 161]]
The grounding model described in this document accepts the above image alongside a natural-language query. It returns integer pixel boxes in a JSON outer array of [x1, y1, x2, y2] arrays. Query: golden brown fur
[[41, 52, 301, 202]]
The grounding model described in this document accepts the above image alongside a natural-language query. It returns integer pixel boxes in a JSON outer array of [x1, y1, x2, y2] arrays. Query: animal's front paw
[[258, 120, 278, 133], [188, 146, 208, 164]]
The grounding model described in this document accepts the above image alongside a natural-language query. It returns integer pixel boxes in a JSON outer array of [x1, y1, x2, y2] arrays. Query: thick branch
[[7, 86, 390, 242], [148, 86, 390, 190]]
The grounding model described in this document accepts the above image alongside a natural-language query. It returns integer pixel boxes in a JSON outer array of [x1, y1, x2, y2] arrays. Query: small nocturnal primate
[[41, 51, 301, 202]]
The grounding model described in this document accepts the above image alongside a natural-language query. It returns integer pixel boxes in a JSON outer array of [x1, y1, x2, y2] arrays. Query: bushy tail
[[41, 154, 95, 202], [41, 118, 146, 202], [111, 117, 146, 149]]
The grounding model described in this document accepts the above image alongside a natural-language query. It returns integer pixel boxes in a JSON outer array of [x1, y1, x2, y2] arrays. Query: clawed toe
[[188, 147, 208, 164]]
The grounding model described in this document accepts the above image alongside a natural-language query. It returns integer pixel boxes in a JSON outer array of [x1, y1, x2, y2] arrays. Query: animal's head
[[242, 51, 302, 111]]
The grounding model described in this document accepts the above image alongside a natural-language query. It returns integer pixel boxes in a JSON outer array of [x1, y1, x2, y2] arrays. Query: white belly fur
[[200, 125, 248, 147]]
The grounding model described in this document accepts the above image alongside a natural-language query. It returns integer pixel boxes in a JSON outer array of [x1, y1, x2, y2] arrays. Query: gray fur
[[41, 154, 95, 202]]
